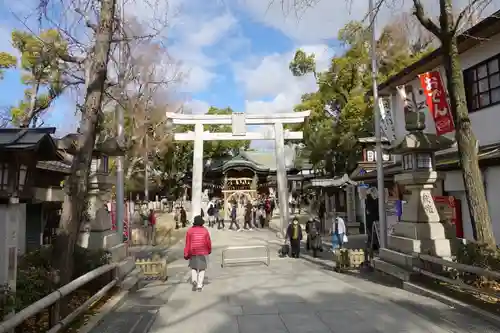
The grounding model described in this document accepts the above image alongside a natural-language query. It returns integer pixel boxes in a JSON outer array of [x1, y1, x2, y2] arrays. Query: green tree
[[9, 29, 75, 127], [289, 49, 317, 79], [204, 106, 251, 158], [290, 20, 428, 176], [0, 52, 16, 79]]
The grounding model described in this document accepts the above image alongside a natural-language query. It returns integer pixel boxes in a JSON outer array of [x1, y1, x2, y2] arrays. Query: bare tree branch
[[412, 0, 441, 37]]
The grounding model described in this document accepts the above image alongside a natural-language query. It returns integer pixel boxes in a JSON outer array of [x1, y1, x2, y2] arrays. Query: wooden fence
[[135, 255, 167, 281]]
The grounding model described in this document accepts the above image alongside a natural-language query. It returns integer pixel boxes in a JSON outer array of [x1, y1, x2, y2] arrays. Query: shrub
[[454, 241, 500, 289], [0, 245, 110, 320]]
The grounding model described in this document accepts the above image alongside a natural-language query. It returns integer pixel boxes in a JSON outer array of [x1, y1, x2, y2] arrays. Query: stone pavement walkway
[[128, 212, 185, 260], [90, 228, 499, 333]]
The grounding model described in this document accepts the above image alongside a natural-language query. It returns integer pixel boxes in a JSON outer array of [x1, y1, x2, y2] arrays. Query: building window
[[464, 54, 500, 112]]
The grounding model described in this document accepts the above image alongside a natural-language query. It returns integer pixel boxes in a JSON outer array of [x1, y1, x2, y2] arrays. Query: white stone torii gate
[[165, 111, 310, 231]]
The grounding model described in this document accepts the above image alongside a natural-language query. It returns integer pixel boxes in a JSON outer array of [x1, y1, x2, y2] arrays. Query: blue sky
[[1, 0, 495, 140]]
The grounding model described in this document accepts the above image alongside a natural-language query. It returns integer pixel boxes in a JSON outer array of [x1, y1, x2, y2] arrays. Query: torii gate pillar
[[166, 111, 310, 232], [192, 122, 204, 220]]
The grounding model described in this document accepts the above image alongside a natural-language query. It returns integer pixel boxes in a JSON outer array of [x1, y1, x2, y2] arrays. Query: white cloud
[[184, 99, 210, 114], [166, 6, 243, 94], [235, 44, 333, 114], [238, 0, 499, 43]]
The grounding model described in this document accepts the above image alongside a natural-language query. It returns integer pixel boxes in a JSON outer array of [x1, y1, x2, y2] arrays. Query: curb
[[402, 281, 500, 327], [77, 288, 130, 333]]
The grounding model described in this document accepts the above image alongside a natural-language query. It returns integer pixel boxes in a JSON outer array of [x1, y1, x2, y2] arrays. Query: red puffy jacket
[[184, 226, 211, 258]]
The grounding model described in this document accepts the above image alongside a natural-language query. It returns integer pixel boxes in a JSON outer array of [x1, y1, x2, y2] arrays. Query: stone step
[[388, 235, 452, 257], [392, 222, 446, 240], [379, 248, 416, 268], [388, 235, 420, 254], [109, 243, 127, 263], [372, 258, 413, 282], [119, 267, 143, 291]]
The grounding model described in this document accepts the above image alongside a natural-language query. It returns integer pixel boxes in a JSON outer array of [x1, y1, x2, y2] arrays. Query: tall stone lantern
[[375, 112, 455, 278]]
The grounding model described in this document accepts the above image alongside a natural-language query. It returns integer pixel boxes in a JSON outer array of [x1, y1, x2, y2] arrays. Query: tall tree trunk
[[52, 0, 117, 286], [442, 37, 495, 247], [439, 0, 495, 248]]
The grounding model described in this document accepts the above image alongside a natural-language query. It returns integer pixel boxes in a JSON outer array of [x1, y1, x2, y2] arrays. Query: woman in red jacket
[[184, 215, 212, 291]]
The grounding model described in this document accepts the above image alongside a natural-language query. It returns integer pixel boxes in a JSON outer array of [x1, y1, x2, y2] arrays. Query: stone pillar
[[274, 122, 290, 231], [191, 122, 204, 222], [389, 171, 451, 258], [374, 112, 455, 279], [78, 189, 120, 250], [0, 203, 23, 292]]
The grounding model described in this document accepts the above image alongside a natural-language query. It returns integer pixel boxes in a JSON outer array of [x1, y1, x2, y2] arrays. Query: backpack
[[309, 222, 318, 237], [207, 204, 214, 216], [291, 225, 300, 240]]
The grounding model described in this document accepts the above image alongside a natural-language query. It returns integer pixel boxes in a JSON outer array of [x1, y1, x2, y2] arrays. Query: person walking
[[184, 215, 212, 292], [207, 200, 216, 228], [264, 197, 272, 227], [229, 201, 240, 231], [244, 200, 253, 230], [286, 217, 303, 258], [216, 200, 224, 229], [180, 206, 187, 228], [331, 214, 347, 250], [306, 218, 322, 257]]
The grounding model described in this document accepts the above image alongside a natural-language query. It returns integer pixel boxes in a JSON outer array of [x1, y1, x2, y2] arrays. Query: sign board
[[111, 201, 130, 242], [231, 112, 246, 136], [363, 149, 391, 163], [434, 196, 463, 238], [378, 97, 397, 143], [386, 199, 401, 235], [418, 71, 455, 135]]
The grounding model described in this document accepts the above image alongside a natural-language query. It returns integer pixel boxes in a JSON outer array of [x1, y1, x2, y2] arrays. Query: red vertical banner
[[123, 202, 129, 243], [110, 201, 117, 231], [418, 71, 455, 135], [434, 196, 463, 238]]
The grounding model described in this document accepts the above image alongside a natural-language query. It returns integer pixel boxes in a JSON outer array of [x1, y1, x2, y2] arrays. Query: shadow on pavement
[[143, 279, 499, 333], [116, 257, 499, 333], [89, 226, 499, 333]]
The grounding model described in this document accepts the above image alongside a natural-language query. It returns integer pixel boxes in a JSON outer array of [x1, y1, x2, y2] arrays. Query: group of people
[[203, 195, 276, 231], [183, 211, 348, 292], [284, 214, 347, 258]]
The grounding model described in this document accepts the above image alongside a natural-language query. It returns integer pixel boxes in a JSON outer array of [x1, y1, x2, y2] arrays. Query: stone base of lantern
[[77, 188, 129, 264], [374, 171, 453, 281]]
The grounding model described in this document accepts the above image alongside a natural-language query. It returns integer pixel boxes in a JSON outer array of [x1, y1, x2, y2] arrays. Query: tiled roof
[[0, 127, 59, 160]]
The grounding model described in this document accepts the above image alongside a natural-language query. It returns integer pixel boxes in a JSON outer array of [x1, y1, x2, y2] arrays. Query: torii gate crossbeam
[[166, 111, 310, 232]]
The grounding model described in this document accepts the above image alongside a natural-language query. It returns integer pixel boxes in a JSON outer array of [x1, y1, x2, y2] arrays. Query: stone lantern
[[374, 112, 455, 278]]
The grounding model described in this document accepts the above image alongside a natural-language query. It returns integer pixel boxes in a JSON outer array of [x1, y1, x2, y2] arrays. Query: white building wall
[[384, 31, 500, 243], [389, 32, 500, 147]]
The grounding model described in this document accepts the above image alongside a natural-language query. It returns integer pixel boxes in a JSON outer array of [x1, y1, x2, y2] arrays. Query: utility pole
[[369, 0, 387, 248], [115, 0, 125, 242]]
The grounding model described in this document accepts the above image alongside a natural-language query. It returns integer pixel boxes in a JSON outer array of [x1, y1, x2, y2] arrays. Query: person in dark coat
[[318, 201, 326, 232], [244, 200, 253, 230], [305, 218, 322, 257], [180, 206, 187, 227], [365, 197, 380, 251], [286, 217, 303, 258], [229, 201, 240, 230]]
